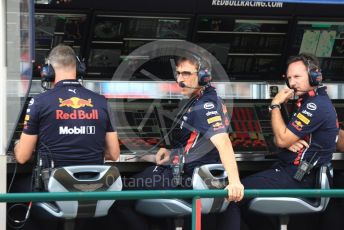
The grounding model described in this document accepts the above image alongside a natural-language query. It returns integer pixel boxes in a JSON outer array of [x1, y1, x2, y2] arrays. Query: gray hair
[[176, 55, 211, 71], [48, 44, 76, 70]]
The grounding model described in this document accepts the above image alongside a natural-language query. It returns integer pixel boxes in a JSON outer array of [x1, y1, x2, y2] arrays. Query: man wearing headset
[[109, 55, 243, 230], [218, 53, 338, 230], [15, 44, 120, 171], [154, 55, 243, 199], [12, 44, 120, 230]]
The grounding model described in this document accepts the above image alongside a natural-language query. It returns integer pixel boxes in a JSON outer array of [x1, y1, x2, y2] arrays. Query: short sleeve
[[192, 101, 228, 139], [22, 97, 40, 135]]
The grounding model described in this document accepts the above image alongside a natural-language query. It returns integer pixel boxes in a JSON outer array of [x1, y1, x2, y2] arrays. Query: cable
[[7, 148, 32, 229], [125, 95, 199, 161], [7, 160, 32, 229], [7, 160, 17, 193], [7, 202, 32, 230], [7, 141, 54, 229], [39, 141, 55, 169]]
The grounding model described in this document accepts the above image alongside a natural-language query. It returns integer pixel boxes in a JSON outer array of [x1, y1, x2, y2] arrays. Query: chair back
[[37, 165, 122, 219], [192, 164, 229, 214], [248, 164, 332, 215], [314, 164, 332, 209]]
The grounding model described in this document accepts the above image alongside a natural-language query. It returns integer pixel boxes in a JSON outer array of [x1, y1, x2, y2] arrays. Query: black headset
[[194, 55, 212, 86], [40, 56, 86, 82], [285, 56, 323, 88]]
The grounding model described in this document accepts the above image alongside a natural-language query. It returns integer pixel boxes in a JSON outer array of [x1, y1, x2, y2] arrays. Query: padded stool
[[248, 165, 332, 230], [35, 165, 122, 230], [135, 164, 229, 228]]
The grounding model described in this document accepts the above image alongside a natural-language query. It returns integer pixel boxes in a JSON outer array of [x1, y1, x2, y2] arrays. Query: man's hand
[[225, 181, 244, 202], [288, 139, 309, 153], [272, 88, 294, 105], [155, 148, 171, 165]]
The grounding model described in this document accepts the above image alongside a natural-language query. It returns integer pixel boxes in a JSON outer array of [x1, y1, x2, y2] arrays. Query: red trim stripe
[[196, 199, 202, 230], [184, 130, 198, 154]]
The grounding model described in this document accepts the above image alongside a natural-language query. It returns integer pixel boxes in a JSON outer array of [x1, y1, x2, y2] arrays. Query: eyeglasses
[[175, 71, 198, 78]]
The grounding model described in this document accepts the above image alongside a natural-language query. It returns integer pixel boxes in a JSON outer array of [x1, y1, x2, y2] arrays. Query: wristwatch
[[268, 104, 281, 112]]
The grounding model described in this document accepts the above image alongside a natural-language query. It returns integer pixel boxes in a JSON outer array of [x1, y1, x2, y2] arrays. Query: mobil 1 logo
[[59, 126, 96, 135]]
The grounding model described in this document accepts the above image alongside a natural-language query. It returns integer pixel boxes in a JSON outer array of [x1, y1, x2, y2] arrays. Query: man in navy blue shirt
[[153, 56, 243, 200], [127, 55, 243, 199], [218, 53, 339, 230], [110, 55, 243, 230], [15, 44, 120, 168]]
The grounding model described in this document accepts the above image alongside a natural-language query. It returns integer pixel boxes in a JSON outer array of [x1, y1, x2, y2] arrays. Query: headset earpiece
[[198, 68, 212, 86], [193, 55, 212, 86], [307, 63, 323, 86], [40, 60, 55, 82], [283, 74, 291, 89]]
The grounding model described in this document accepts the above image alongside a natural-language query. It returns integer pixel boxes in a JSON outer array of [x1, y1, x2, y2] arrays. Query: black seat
[[248, 165, 332, 230], [135, 164, 229, 218], [35, 165, 122, 230]]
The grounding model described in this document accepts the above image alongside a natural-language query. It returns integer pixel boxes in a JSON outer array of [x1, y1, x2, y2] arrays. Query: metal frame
[[20, 80, 344, 100], [1, 189, 344, 230], [0, 0, 6, 229]]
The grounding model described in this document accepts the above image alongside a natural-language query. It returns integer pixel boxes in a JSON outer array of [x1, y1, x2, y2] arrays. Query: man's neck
[[54, 70, 77, 85]]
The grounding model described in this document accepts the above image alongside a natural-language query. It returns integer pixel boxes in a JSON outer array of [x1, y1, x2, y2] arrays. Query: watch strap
[[269, 104, 281, 112]]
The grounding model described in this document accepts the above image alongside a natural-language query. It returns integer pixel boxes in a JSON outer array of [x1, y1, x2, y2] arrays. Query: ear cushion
[[309, 69, 323, 86], [198, 68, 212, 86], [40, 64, 55, 82], [285, 78, 290, 88]]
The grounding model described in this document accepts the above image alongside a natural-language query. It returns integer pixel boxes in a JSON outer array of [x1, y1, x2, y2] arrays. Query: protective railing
[[2, 189, 344, 230]]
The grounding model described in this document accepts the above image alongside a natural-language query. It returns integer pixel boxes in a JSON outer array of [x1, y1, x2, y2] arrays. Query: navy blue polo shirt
[[23, 79, 115, 168], [172, 86, 231, 173], [279, 86, 338, 166]]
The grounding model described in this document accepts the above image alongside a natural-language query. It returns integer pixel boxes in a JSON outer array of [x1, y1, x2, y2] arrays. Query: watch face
[[269, 104, 280, 112]]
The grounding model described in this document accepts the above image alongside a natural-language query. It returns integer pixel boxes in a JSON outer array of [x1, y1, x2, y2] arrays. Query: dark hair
[[175, 55, 210, 71], [286, 53, 320, 69]]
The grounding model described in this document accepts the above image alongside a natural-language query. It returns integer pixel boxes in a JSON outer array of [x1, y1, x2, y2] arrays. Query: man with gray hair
[[15, 43, 120, 170]]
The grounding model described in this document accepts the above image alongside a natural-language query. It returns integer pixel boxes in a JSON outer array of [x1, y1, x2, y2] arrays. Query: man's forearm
[[220, 151, 240, 183], [337, 129, 344, 152]]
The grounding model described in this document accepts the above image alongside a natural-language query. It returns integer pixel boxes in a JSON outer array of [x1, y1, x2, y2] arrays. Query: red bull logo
[[56, 109, 99, 120], [212, 122, 224, 131], [59, 97, 93, 109], [291, 120, 303, 131]]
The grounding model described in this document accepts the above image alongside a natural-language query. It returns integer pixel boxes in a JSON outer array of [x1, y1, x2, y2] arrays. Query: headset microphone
[[178, 82, 201, 89], [292, 88, 308, 92], [178, 82, 187, 88]]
